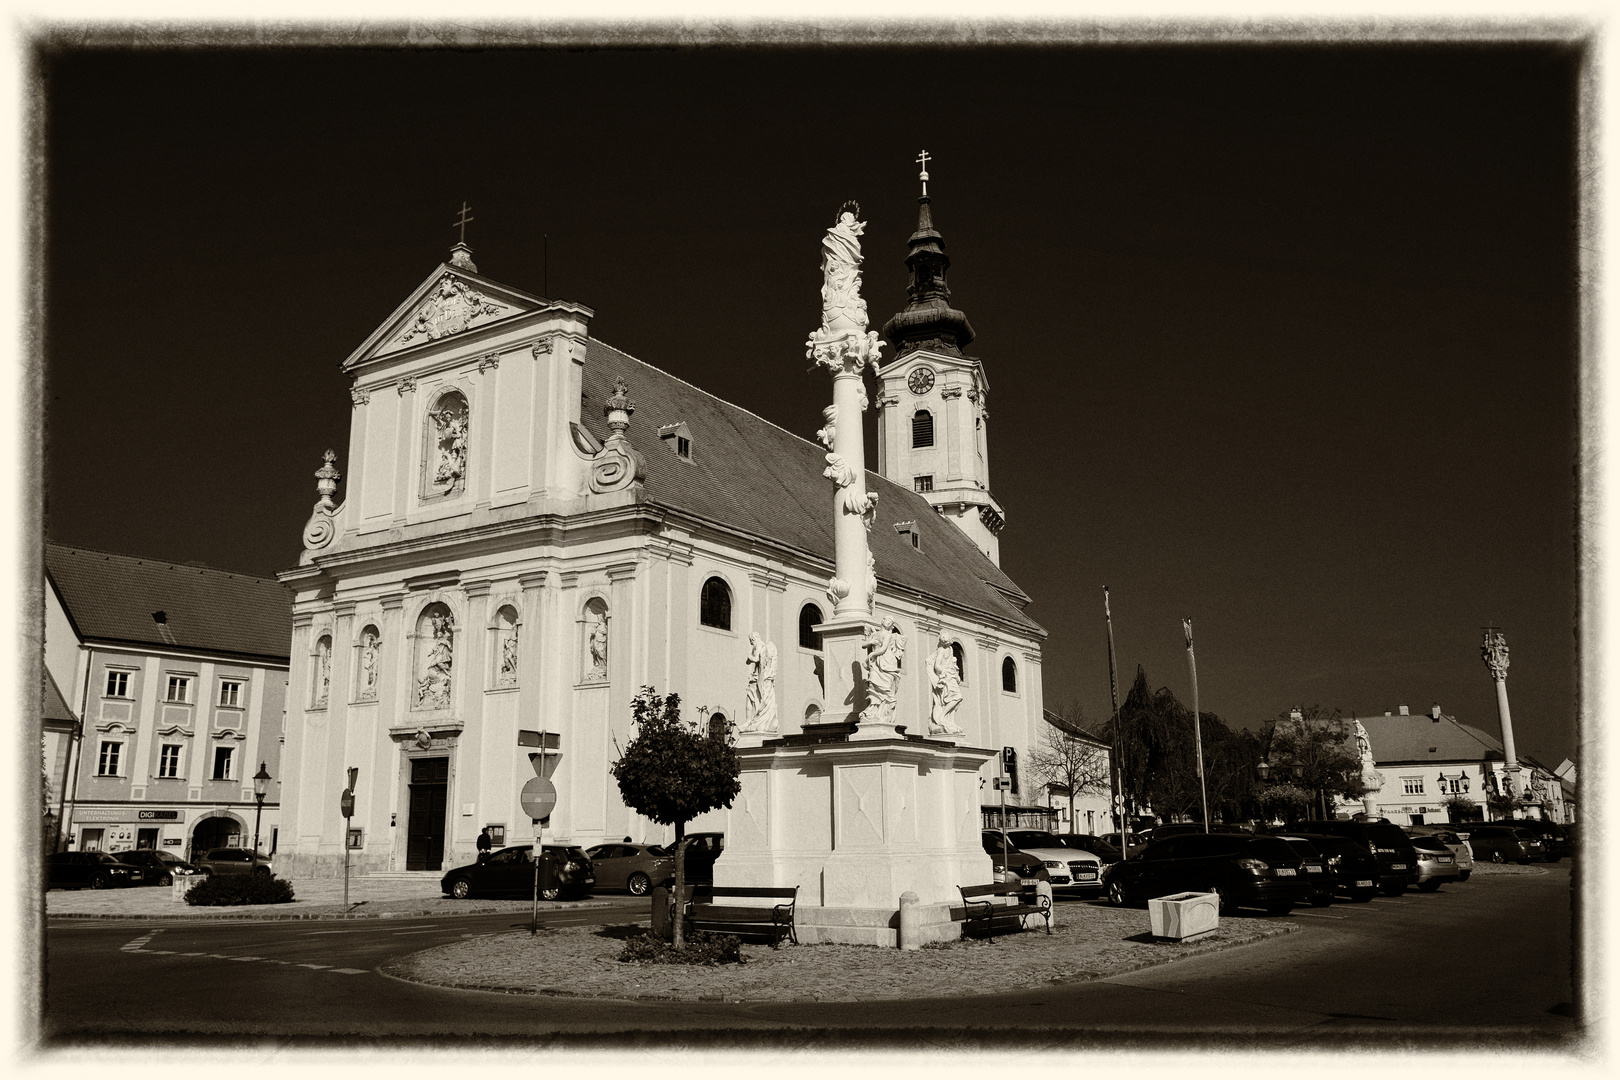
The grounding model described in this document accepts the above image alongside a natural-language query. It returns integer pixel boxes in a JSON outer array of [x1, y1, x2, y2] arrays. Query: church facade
[[276, 195, 1046, 877]]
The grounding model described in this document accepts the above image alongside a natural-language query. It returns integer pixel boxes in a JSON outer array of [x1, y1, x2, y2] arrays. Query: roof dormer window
[[659, 421, 693, 461], [894, 521, 921, 551]]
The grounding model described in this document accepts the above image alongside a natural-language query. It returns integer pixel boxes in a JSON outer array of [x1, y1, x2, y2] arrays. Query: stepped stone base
[[793, 902, 961, 947]]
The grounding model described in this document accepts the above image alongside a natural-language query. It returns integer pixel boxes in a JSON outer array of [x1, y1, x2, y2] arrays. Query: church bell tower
[[876, 153, 1005, 564]]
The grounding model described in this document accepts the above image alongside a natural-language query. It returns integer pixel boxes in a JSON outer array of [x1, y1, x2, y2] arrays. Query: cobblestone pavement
[[1469, 862, 1551, 876], [45, 875, 610, 920], [383, 903, 1301, 1003]]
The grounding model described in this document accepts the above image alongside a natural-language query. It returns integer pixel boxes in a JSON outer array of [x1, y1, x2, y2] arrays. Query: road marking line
[[330, 968, 368, 975], [303, 930, 355, 935], [179, 952, 206, 956], [147, 949, 177, 954], [228, 956, 262, 961], [391, 928, 454, 935], [298, 963, 332, 969], [1294, 912, 1349, 920]]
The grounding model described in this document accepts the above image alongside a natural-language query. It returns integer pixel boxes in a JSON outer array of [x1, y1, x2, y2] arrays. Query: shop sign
[[137, 810, 179, 820], [76, 807, 184, 823], [162, 838, 183, 846]]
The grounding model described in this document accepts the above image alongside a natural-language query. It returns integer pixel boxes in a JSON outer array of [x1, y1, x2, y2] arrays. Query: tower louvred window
[[912, 410, 934, 448]]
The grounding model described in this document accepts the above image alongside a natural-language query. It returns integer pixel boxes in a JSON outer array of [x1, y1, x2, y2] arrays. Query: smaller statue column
[[1481, 628, 1520, 798]]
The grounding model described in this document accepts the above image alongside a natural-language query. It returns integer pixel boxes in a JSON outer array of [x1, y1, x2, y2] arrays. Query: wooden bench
[[684, 885, 799, 946], [959, 881, 1051, 941]]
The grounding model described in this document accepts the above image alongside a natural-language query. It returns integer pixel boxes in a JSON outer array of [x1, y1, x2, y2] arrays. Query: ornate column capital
[[518, 571, 550, 592]]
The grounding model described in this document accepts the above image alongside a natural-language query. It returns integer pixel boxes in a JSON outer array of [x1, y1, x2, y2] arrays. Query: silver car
[[999, 829, 1104, 894], [192, 847, 273, 878]]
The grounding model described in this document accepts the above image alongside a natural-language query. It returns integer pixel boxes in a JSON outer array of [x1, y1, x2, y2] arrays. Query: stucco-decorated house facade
[[276, 200, 1047, 877], [44, 544, 290, 859]]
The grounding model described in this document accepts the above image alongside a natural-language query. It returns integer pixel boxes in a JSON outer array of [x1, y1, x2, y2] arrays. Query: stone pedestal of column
[[816, 614, 875, 726]]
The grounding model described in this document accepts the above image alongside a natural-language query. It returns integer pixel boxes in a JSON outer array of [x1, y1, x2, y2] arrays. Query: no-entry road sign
[[520, 776, 557, 821]]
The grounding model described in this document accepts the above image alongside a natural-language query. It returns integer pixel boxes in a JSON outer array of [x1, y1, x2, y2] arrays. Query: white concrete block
[[1147, 891, 1219, 941]]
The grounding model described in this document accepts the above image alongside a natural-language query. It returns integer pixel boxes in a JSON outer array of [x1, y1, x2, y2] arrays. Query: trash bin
[[1147, 891, 1219, 941], [171, 873, 206, 902], [650, 885, 693, 941]]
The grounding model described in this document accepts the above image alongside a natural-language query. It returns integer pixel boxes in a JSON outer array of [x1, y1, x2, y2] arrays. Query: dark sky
[[40, 43, 1581, 765]]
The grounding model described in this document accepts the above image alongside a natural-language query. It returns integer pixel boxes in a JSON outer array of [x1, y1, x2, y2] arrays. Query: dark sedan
[[115, 849, 200, 885], [1462, 825, 1545, 865], [45, 851, 143, 890], [585, 842, 673, 896], [1284, 832, 1380, 902], [1101, 833, 1311, 915], [1271, 836, 1334, 906], [440, 844, 595, 900]]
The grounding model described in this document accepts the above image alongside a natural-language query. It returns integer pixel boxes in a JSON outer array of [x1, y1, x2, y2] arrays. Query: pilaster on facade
[[606, 561, 639, 584]]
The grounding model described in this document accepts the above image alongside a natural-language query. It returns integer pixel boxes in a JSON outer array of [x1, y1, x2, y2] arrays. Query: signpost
[[521, 775, 558, 935], [340, 767, 357, 908]]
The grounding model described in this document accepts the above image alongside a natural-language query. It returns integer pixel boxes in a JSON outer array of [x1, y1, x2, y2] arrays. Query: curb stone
[[48, 900, 616, 922]]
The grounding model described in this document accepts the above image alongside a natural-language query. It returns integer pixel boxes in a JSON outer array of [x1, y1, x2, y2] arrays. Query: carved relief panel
[[423, 389, 470, 499], [413, 603, 455, 710]]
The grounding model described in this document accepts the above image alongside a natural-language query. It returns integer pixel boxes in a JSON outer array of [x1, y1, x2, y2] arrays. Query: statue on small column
[[741, 633, 779, 734]]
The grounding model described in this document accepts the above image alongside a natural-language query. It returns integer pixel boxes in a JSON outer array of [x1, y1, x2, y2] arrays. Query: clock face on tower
[[907, 367, 936, 395]]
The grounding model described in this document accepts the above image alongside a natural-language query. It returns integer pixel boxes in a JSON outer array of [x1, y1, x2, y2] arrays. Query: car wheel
[[1264, 903, 1293, 916], [1309, 894, 1332, 907], [627, 872, 651, 897], [540, 885, 562, 901], [1352, 890, 1375, 903], [90, 874, 109, 890], [253, 866, 272, 878], [1490, 850, 1506, 864], [159, 873, 173, 887], [1209, 883, 1231, 915], [1458, 870, 1471, 881], [449, 878, 471, 899], [1418, 880, 1442, 892], [1107, 880, 1128, 907]]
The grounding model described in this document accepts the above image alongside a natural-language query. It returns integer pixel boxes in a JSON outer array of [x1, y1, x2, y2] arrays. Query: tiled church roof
[[1356, 712, 1506, 764], [46, 544, 293, 662], [580, 340, 1042, 638]]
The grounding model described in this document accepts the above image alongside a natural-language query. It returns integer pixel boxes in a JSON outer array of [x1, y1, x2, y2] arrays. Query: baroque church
[[276, 181, 1047, 876]]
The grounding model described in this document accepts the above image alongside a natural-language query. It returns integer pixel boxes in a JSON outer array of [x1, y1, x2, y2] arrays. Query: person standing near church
[[476, 827, 492, 861]]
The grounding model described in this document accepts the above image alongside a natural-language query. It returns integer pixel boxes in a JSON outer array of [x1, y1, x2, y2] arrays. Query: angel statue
[[742, 632, 780, 734]]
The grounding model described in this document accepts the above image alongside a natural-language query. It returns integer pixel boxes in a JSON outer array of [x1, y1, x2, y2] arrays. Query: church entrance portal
[[406, 756, 449, 871]]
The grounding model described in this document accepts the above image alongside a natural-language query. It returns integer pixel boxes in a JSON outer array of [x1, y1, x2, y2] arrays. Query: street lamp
[[252, 762, 271, 856]]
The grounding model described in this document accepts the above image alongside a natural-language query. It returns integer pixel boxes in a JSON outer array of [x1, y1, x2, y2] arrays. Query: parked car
[[584, 842, 673, 896], [45, 851, 143, 890], [1053, 833, 1125, 865], [993, 829, 1104, 893], [192, 847, 274, 878], [116, 849, 200, 886], [1405, 826, 1474, 880], [1477, 819, 1570, 861], [1100, 832, 1148, 858], [679, 832, 726, 885], [440, 844, 596, 900], [1270, 836, 1334, 906], [980, 831, 1049, 884], [1101, 832, 1312, 915], [1284, 833, 1380, 902], [1407, 834, 1463, 890], [1462, 825, 1545, 865], [1287, 820, 1419, 895]]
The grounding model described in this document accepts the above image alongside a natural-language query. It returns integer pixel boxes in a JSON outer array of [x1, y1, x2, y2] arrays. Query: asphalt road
[[42, 866, 1579, 1049]]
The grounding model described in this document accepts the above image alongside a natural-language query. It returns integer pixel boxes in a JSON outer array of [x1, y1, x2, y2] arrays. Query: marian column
[[807, 205, 893, 738], [1480, 628, 1520, 796]]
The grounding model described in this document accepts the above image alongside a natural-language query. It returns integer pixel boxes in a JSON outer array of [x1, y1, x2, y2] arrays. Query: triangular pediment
[[343, 264, 550, 372]]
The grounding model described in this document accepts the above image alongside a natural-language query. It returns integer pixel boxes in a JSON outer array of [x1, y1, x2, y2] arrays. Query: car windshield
[[1410, 836, 1449, 852], [1241, 838, 1301, 864], [1280, 839, 1320, 858]]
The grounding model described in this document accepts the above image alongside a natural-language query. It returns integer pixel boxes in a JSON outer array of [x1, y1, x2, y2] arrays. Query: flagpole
[[1104, 587, 1128, 852], [1184, 618, 1210, 833]]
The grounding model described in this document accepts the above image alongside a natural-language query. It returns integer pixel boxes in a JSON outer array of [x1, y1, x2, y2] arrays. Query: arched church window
[[798, 603, 823, 650], [708, 713, 729, 740], [700, 577, 732, 630], [1001, 656, 1018, 694], [413, 603, 455, 710], [951, 641, 966, 683], [912, 410, 934, 449], [424, 389, 470, 498]]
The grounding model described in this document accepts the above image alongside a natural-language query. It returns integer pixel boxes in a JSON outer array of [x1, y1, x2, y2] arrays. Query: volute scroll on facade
[[587, 376, 647, 494]]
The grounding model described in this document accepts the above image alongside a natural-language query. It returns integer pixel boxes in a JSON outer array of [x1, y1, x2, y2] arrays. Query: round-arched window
[[709, 713, 729, 740], [798, 603, 823, 650], [700, 577, 732, 630], [1001, 656, 1018, 694], [912, 409, 935, 449]]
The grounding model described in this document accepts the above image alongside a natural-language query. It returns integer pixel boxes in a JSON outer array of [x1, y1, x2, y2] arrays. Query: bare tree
[[1030, 705, 1112, 831]]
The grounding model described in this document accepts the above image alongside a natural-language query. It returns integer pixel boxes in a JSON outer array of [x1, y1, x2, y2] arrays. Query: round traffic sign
[[521, 776, 557, 820]]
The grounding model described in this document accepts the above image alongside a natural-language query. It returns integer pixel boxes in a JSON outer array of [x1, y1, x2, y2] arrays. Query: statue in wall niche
[[359, 631, 380, 700], [588, 611, 609, 679], [313, 639, 331, 708], [742, 633, 779, 734], [928, 636, 965, 737], [429, 400, 469, 491], [415, 611, 454, 709], [859, 616, 905, 727], [499, 626, 519, 685]]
